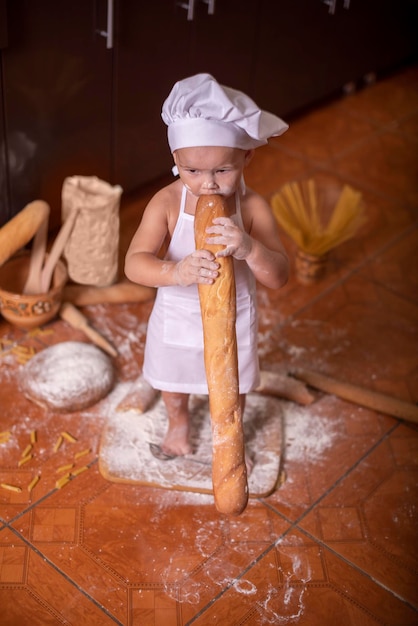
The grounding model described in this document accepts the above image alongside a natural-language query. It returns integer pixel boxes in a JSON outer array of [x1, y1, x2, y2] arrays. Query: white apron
[[143, 186, 259, 394]]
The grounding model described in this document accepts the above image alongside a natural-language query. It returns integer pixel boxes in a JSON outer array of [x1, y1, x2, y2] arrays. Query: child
[[125, 73, 289, 460]]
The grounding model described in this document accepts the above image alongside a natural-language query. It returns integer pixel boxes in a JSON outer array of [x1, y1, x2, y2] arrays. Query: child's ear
[[244, 150, 255, 166]]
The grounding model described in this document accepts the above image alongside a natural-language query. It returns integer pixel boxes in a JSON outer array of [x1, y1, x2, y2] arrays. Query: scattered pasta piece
[[12, 345, 30, 354], [62, 431, 77, 443], [0, 431, 11, 444], [27, 475, 40, 492], [18, 454, 33, 467], [21, 444, 33, 458], [30, 430, 37, 444], [57, 463, 74, 474], [71, 466, 89, 477], [55, 474, 71, 489], [28, 328, 53, 337], [1, 482, 22, 493], [74, 448, 90, 460], [53, 435, 64, 452], [17, 357, 29, 365], [12, 345, 36, 364]]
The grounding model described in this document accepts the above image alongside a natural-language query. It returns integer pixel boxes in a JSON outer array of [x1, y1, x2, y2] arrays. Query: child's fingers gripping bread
[[194, 194, 248, 516]]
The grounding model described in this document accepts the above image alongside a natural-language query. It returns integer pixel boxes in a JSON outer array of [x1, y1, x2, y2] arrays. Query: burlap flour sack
[[62, 176, 122, 286]]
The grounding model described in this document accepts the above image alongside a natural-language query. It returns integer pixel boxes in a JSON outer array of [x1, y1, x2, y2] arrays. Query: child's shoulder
[[241, 187, 268, 212], [148, 179, 182, 208], [143, 179, 181, 212]]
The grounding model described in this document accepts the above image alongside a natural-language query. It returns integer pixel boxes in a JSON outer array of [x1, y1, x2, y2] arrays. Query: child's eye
[[216, 169, 229, 174]]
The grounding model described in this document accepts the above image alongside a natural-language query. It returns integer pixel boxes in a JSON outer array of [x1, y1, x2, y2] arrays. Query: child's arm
[[205, 192, 289, 289], [125, 188, 219, 288]]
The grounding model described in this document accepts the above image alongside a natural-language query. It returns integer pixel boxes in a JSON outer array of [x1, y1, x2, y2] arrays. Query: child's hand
[[206, 217, 253, 260], [174, 250, 219, 286]]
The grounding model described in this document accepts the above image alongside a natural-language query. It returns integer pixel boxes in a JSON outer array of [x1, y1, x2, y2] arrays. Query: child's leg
[[160, 391, 192, 456], [240, 394, 253, 476], [240, 394, 246, 414]]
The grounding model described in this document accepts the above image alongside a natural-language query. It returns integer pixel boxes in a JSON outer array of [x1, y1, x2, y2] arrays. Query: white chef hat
[[162, 73, 288, 153]]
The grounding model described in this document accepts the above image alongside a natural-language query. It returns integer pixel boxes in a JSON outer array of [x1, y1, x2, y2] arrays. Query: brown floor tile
[[262, 395, 395, 522], [270, 100, 380, 164], [333, 128, 418, 207], [356, 225, 418, 305], [260, 271, 418, 403], [190, 527, 418, 625], [298, 426, 418, 610], [244, 143, 313, 197], [0, 526, 119, 625], [337, 65, 418, 126]]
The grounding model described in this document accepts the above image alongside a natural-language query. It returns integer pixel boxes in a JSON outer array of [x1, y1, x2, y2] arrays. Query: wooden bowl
[[0, 253, 68, 329]]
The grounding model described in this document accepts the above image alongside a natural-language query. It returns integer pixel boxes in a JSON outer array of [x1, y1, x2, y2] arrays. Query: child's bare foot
[[159, 391, 192, 458], [161, 425, 192, 457]]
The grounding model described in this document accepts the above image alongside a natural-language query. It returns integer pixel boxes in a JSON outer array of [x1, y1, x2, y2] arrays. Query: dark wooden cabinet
[[0, 0, 10, 223], [252, 0, 418, 117], [112, 0, 259, 191], [187, 0, 258, 94], [0, 97, 8, 224], [0, 0, 113, 228], [0, 0, 259, 226], [112, 1, 191, 192], [0, 0, 416, 227]]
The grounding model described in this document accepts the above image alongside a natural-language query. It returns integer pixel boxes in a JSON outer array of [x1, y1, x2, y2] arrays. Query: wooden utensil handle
[[292, 368, 418, 424], [59, 302, 118, 358], [62, 281, 156, 306]]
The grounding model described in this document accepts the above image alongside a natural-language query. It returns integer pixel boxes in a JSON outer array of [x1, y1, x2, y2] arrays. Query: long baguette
[[195, 194, 248, 516], [0, 200, 50, 266]]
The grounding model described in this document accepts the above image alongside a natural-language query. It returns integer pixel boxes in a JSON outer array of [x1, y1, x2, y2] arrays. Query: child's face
[[174, 146, 253, 197]]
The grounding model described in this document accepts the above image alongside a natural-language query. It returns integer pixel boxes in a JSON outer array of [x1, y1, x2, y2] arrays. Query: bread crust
[[195, 194, 248, 516]]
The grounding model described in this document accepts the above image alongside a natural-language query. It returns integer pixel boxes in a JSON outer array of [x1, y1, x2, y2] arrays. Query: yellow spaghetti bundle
[[271, 180, 366, 257]]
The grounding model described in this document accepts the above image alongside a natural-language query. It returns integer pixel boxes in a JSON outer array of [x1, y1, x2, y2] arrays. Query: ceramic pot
[[0, 253, 68, 329], [294, 249, 328, 285]]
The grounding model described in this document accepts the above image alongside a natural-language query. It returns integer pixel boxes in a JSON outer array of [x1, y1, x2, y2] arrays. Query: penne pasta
[[1, 482, 22, 493], [27, 475, 40, 492], [18, 454, 33, 467], [71, 466, 89, 476], [53, 435, 64, 452], [74, 449, 90, 460], [21, 444, 33, 458], [55, 474, 71, 489], [61, 431, 77, 443], [57, 463, 74, 474]]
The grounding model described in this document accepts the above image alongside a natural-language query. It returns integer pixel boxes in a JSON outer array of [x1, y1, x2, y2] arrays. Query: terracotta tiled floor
[[1, 65, 418, 625]]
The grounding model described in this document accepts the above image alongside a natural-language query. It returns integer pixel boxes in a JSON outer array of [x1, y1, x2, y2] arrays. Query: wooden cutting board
[[99, 393, 283, 498]]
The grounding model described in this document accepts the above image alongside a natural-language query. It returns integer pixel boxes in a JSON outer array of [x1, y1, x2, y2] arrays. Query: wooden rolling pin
[[0, 200, 50, 266], [59, 302, 118, 358], [292, 368, 418, 424], [195, 194, 248, 517], [63, 281, 156, 306], [255, 370, 314, 405]]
